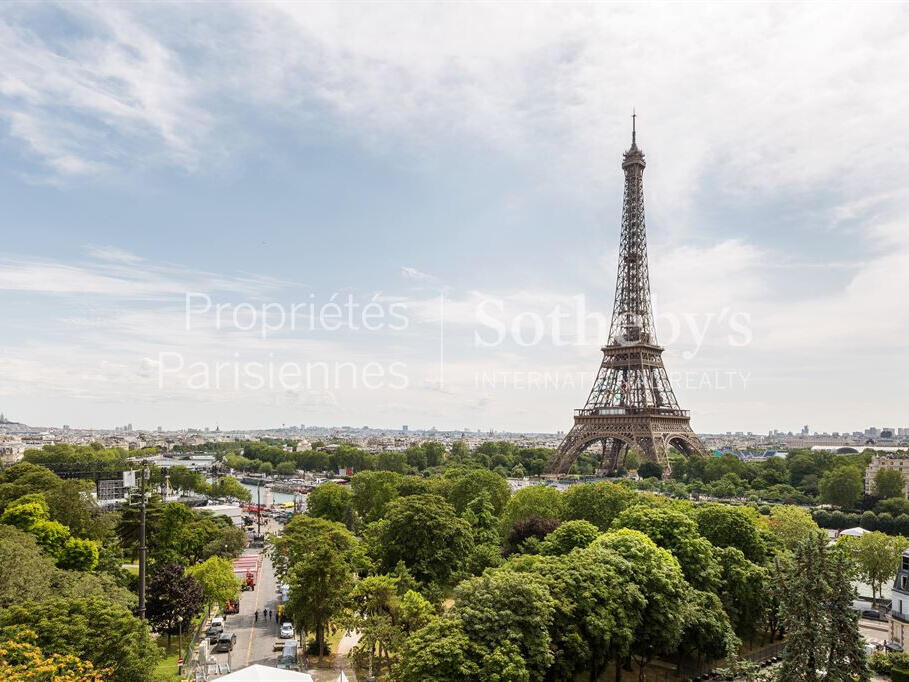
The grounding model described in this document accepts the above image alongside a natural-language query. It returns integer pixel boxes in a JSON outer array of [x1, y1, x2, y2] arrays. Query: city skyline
[[1, 3, 908, 434]]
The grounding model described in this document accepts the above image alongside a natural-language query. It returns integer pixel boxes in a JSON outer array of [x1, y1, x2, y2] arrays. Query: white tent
[[215, 664, 314, 681], [840, 527, 868, 538], [337, 672, 349, 682]]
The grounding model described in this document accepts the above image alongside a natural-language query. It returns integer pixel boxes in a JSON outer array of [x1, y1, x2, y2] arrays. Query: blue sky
[[1, 2, 907, 434]]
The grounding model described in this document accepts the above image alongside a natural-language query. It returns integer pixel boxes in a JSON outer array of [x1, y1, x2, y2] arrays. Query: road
[[210, 518, 357, 681], [212, 520, 282, 673]]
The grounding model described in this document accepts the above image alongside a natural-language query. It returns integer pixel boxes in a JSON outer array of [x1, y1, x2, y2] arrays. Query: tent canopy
[[215, 664, 314, 682]]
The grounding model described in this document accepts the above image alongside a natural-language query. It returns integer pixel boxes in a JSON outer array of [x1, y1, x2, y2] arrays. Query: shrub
[[637, 461, 663, 479], [860, 510, 877, 531]]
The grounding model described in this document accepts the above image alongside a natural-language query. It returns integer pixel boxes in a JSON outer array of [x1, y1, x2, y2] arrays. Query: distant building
[[0, 441, 26, 465], [865, 456, 909, 497]]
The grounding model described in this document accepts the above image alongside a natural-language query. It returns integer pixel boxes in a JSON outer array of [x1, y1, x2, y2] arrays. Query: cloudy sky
[[1, 2, 907, 434]]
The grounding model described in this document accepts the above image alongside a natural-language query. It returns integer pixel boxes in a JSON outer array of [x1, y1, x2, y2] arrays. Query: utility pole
[[138, 458, 147, 620], [257, 482, 262, 535]]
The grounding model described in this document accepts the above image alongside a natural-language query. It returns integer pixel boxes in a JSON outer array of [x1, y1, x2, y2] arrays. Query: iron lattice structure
[[547, 119, 707, 475]]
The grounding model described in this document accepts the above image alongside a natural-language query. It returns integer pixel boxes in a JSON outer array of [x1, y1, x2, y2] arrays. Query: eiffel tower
[[546, 115, 707, 475]]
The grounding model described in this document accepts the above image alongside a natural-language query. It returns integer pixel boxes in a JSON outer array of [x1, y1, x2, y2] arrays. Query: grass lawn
[[152, 612, 206, 682], [153, 636, 185, 681]]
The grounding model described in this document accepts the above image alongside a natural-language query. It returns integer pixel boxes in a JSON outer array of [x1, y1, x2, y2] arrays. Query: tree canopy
[[367, 494, 473, 587], [0, 597, 161, 682]]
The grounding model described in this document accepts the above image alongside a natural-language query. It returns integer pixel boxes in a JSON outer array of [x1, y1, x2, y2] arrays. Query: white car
[[280, 622, 294, 639]]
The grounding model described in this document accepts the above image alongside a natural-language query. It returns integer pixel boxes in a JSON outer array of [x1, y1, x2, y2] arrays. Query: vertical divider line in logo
[[439, 291, 445, 390]]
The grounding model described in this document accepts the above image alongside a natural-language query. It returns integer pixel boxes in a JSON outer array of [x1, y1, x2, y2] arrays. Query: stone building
[[864, 455, 909, 497]]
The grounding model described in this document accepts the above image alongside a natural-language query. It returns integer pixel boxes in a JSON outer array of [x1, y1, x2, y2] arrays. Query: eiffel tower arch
[[546, 116, 707, 476]]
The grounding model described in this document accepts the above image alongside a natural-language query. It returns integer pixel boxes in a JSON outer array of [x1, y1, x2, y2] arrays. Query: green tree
[[562, 481, 637, 532], [347, 574, 402, 674], [876, 497, 909, 515], [819, 466, 863, 509], [52, 569, 136, 610], [449, 440, 469, 462], [713, 546, 768, 638], [276, 461, 297, 477], [31, 517, 70, 552], [395, 618, 480, 682], [611, 505, 719, 591], [58, 536, 99, 571], [422, 442, 446, 468], [0, 597, 161, 682], [838, 530, 909, 607], [695, 503, 766, 563], [307, 482, 353, 523], [0, 499, 49, 530], [677, 590, 740, 667], [501, 485, 563, 529], [777, 537, 869, 682], [593, 529, 689, 679], [185, 556, 240, 607], [146, 562, 204, 645], [199, 524, 246, 561], [367, 494, 473, 587], [0, 526, 55, 608], [873, 468, 905, 500], [452, 569, 555, 680], [47, 478, 110, 541], [768, 505, 825, 551], [825, 548, 868, 680], [637, 461, 663, 479], [167, 466, 208, 495], [272, 516, 363, 661], [539, 519, 599, 555], [398, 589, 434, 634], [441, 468, 510, 516], [462, 494, 504, 573], [779, 539, 827, 681], [516, 546, 645, 681], [350, 471, 403, 522], [377, 451, 408, 473], [210, 476, 251, 501]]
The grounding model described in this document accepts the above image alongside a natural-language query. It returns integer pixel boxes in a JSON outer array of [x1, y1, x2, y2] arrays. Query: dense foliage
[[1, 451, 250, 682]]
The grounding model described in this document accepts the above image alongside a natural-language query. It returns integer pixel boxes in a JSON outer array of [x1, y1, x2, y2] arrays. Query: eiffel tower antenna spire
[[546, 124, 707, 477], [632, 109, 636, 146]]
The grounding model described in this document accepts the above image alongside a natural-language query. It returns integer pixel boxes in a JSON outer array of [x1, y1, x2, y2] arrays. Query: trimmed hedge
[[813, 508, 909, 536]]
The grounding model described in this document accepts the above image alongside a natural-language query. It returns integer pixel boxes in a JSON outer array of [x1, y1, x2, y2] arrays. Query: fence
[[182, 605, 211, 680], [744, 641, 784, 664]]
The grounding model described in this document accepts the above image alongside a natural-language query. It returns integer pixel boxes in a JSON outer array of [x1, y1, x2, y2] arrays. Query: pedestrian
[[265, 608, 269, 620], [254, 611, 258, 624]]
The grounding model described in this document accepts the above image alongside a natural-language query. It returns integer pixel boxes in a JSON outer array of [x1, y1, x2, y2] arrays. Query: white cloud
[[400, 266, 438, 283]]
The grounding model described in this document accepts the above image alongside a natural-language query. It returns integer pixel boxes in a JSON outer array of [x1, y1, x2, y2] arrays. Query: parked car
[[278, 640, 299, 670], [210, 617, 224, 632], [280, 622, 294, 639], [205, 627, 221, 645], [215, 632, 237, 652], [861, 609, 887, 621]]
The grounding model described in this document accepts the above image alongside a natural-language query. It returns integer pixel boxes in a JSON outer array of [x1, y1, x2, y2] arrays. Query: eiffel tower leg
[[547, 423, 590, 474], [600, 439, 626, 474]]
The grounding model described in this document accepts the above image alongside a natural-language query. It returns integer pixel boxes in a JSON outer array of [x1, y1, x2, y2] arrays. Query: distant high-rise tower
[[546, 116, 707, 475]]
